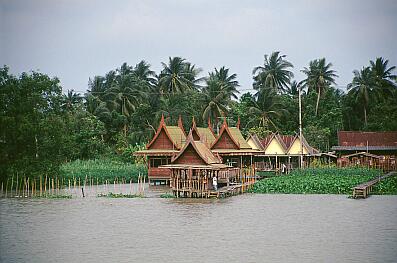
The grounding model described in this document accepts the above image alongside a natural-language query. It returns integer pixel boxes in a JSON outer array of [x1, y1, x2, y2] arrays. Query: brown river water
[[1, 185, 397, 263]]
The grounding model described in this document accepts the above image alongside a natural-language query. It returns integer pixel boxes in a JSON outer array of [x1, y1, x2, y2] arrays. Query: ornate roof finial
[[160, 113, 165, 124], [237, 116, 241, 129], [178, 115, 186, 135], [192, 116, 196, 128]]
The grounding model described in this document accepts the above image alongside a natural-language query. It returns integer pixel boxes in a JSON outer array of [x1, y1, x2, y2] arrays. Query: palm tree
[[209, 66, 240, 99], [287, 80, 301, 97], [202, 78, 229, 124], [62, 89, 82, 111], [370, 57, 397, 97], [301, 58, 338, 115], [249, 87, 286, 130], [133, 60, 157, 86], [104, 64, 148, 136], [158, 57, 201, 94], [347, 67, 373, 126], [253, 51, 294, 94]]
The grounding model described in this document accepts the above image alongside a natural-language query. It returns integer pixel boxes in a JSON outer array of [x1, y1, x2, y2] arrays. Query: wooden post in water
[[5, 178, 8, 198], [40, 175, 42, 197], [44, 175, 47, 195]]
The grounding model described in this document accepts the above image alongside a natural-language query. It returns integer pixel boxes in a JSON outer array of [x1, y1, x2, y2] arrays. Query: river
[[1, 186, 396, 263]]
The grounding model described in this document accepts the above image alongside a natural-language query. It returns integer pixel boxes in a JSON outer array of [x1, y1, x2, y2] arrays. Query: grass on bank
[[60, 159, 147, 183], [250, 168, 385, 195]]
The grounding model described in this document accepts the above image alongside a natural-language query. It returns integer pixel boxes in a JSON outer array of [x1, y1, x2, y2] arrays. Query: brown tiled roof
[[172, 131, 221, 165], [197, 127, 216, 146], [146, 114, 186, 150], [228, 127, 251, 149], [338, 131, 397, 147]]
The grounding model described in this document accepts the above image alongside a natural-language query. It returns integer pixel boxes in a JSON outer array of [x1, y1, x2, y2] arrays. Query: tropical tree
[[202, 78, 229, 125], [301, 58, 338, 115], [253, 51, 294, 94], [209, 66, 240, 99], [62, 89, 82, 111], [370, 57, 397, 97], [249, 87, 286, 130], [158, 57, 202, 94], [347, 67, 373, 126], [133, 60, 157, 86]]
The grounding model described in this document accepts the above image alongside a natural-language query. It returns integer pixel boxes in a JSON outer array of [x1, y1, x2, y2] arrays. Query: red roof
[[338, 131, 397, 147], [278, 135, 295, 149]]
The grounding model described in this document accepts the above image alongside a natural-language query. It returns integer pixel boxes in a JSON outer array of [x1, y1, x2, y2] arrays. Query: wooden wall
[[212, 132, 239, 149], [174, 144, 206, 165], [149, 129, 174, 149]]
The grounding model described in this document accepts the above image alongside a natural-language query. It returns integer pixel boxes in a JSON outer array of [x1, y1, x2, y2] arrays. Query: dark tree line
[[1, 53, 396, 179]]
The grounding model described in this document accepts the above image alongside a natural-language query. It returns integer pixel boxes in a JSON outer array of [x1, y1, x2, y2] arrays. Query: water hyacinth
[[250, 167, 383, 194]]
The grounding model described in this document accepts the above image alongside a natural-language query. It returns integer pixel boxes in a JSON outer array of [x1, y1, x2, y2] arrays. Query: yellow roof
[[228, 127, 251, 149], [197, 127, 216, 146], [166, 126, 186, 148]]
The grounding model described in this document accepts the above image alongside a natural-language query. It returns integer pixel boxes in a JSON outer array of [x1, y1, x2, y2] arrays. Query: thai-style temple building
[[134, 115, 186, 182], [331, 131, 397, 171], [210, 118, 259, 168], [135, 115, 321, 184], [159, 130, 246, 197]]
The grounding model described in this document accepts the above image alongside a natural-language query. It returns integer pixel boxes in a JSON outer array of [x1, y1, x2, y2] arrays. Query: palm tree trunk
[[315, 88, 321, 116], [364, 107, 367, 127]]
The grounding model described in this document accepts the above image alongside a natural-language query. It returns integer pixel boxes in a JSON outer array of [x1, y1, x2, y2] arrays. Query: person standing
[[212, 176, 218, 191]]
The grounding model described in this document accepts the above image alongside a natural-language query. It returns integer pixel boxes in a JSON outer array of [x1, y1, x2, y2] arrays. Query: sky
[[1, 0, 396, 95]]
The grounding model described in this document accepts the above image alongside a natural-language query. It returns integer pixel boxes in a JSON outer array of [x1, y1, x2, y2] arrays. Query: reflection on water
[[1, 192, 397, 263]]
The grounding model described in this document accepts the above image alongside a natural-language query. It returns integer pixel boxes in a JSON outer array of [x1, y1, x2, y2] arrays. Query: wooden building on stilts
[[159, 130, 255, 198], [211, 117, 259, 171], [134, 114, 186, 184]]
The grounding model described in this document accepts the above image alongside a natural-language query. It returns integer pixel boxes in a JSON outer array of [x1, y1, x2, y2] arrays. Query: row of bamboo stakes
[[0, 173, 147, 198]]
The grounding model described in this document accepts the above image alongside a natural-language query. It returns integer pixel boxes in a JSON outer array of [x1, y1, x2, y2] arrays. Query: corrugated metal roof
[[278, 135, 295, 149], [338, 131, 397, 147], [331, 146, 397, 151]]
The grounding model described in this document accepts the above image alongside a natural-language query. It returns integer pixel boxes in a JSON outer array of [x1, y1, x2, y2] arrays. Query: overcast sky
[[1, 0, 396, 95]]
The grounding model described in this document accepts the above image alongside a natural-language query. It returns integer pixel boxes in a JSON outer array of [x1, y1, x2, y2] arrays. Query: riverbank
[[250, 168, 396, 195]]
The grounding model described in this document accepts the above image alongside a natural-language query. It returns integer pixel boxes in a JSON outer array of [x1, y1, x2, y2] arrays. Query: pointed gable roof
[[172, 130, 222, 165], [146, 114, 186, 150], [287, 134, 319, 155], [211, 118, 244, 149], [177, 115, 186, 136], [246, 134, 265, 151], [189, 117, 217, 146], [261, 133, 287, 154]]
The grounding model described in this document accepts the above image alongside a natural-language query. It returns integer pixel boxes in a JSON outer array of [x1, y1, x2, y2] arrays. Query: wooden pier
[[352, 171, 396, 199]]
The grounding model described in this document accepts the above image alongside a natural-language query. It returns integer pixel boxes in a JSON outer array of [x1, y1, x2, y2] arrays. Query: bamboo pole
[[40, 175, 42, 197], [10, 175, 15, 197], [44, 175, 47, 195], [15, 173, 18, 197], [5, 178, 8, 198]]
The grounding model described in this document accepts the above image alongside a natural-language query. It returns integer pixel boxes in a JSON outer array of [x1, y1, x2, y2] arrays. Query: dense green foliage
[[1, 53, 396, 182], [372, 176, 397, 195], [60, 159, 147, 183], [250, 168, 381, 194]]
